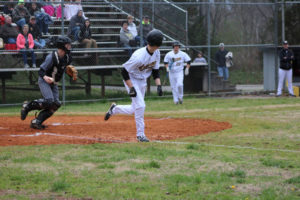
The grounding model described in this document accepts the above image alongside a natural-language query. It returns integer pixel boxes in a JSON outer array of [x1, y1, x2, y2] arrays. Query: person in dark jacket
[[276, 41, 296, 97], [67, 10, 85, 42], [28, 16, 46, 48], [215, 43, 229, 80], [3, 0, 16, 16], [12, 0, 31, 29], [139, 16, 153, 46], [29, 2, 52, 35], [78, 19, 98, 63], [0, 16, 19, 44]]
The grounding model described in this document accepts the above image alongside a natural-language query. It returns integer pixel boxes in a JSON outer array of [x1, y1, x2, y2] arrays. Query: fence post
[[207, 1, 211, 96], [61, 0, 66, 106], [274, 0, 279, 90]]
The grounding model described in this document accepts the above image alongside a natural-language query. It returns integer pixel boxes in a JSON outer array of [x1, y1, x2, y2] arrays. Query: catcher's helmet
[[172, 41, 181, 48], [146, 29, 163, 47], [56, 36, 72, 53]]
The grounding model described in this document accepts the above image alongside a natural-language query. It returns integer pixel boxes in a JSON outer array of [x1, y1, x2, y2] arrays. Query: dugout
[[263, 46, 300, 92]]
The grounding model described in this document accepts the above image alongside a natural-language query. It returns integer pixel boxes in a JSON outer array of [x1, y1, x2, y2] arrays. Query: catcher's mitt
[[66, 65, 78, 81]]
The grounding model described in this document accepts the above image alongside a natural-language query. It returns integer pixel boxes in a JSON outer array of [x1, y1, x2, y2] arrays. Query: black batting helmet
[[56, 36, 72, 53], [146, 29, 163, 47], [172, 41, 181, 48]]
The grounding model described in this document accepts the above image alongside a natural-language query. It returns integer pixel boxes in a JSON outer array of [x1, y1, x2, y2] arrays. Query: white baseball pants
[[169, 71, 184, 103], [112, 78, 147, 137], [277, 68, 294, 95]]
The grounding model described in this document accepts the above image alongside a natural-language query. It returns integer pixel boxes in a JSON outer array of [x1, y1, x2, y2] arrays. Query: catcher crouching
[[21, 36, 78, 129]]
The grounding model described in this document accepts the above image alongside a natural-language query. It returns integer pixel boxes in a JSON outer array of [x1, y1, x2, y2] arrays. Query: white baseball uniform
[[111, 47, 160, 137], [164, 50, 191, 104]]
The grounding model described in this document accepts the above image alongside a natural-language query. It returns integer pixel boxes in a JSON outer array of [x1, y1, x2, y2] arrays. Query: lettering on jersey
[[138, 61, 156, 71], [172, 57, 182, 62]]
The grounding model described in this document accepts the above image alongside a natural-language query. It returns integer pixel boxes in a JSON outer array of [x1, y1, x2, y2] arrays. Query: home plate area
[[0, 115, 232, 146]]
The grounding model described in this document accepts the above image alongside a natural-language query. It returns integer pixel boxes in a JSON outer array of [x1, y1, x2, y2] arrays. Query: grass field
[[0, 96, 300, 199]]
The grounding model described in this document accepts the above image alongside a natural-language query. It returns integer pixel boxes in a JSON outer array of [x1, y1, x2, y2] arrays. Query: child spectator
[[120, 21, 136, 57], [193, 51, 207, 63], [67, 10, 85, 41], [28, 16, 46, 48], [17, 24, 36, 68], [12, 0, 31, 29], [0, 16, 19, 44], [29, 2, 53, 35], [41, 0, 56, 17]]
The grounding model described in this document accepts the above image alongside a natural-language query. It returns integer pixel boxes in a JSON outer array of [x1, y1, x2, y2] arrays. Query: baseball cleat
[[179, 99, 183, 104], [104, 102, 116, 121], [137, 136, 150, 142], [21, 101, 29, 120], [30, 119, 46, 130], [289, 94, 296, 97]]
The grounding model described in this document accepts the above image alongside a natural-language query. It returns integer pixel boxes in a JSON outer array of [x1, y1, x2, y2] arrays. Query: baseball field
[[0, 96, 300, 199]]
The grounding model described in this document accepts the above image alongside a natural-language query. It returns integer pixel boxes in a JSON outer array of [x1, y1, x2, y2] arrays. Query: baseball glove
[[66, 65, 78, 81]]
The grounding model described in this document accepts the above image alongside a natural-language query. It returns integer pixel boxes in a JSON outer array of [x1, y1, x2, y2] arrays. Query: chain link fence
[[0, 0, 298, 105]]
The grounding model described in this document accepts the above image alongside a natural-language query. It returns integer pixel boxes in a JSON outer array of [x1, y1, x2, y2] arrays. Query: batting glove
[[184, 67, 189, 76], [129, 87, 137, 97]]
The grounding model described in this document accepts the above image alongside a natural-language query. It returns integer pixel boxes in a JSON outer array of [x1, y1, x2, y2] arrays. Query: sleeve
[[28, 34, 34, 49], [38, 54, 53, 78], [184, 52, 191, 63], [123, 53, 142, 73], [279, 50, 284, 61], [215, 52, 220, 65], [16, 34, 24, 49], [154, 50, 161, 70], [164, 52, 170, 63]]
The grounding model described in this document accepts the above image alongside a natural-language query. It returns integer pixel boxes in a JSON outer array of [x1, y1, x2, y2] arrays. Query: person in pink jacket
[[17, 24, 36, 68]]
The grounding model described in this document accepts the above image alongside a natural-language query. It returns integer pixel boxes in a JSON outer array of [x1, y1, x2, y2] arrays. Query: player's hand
[[43, 76, 54, 84], [129, 87, 137, 97], [184, 67, 189, 76], [157, 85, 163, 96]]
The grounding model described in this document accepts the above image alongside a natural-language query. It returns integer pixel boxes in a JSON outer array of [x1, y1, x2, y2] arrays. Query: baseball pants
[[169, 71, 184, 103], [112, 78, 147, 137], [277, 68, 294, 95], [38, 77, 59, 102]]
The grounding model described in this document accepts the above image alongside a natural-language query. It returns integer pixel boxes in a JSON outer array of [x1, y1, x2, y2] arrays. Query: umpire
[[21, 36, 73, 129], [276, 40, 296, 97]]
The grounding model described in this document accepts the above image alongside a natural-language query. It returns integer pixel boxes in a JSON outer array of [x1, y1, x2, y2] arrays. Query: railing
[[106, 0, 188, 45]]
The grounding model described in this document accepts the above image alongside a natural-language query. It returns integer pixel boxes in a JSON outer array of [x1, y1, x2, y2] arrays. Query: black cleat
[[179, 99, 183, 104], [21, 101, 29, 120], [289, 94, 296, 97], [104, 103, 116, 121], [137, 136, 150, 142], [30, 119, 45, 130]]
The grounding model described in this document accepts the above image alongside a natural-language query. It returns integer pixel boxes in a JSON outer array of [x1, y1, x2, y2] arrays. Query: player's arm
[[38, 54, 54, 84], [164, 53, 170, 72], [121, 68, 136, 97], [152, 69, 163, 96], [184, 53, 192, 75]]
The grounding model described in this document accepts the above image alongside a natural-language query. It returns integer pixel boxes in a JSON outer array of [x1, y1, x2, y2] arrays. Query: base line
[[153, 140, 300, 153]]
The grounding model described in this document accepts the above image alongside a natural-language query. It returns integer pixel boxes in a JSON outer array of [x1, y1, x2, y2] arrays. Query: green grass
[[1, 96, 300, 199]]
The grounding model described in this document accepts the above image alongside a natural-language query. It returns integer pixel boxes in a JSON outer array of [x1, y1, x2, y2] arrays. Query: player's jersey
[[123, 46, 160, 80], [164, 50, 191, 73]]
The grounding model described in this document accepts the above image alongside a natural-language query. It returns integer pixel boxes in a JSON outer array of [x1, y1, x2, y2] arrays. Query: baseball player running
[[164, 41, 191, 104], [21, 36, 77, 129], [104, 29, 164, 142]]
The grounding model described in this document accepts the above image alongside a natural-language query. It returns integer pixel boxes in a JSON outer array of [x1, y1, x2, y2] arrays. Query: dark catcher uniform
[[21, 36, 72, 129]]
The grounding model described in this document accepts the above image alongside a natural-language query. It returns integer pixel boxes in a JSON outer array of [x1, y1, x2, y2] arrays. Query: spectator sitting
[[139, 15, 153, 46], [120, 21, 136, 57], [78, 18, 99, 63], [0, 16, 19, 44], [28, 16, 46, 48], [67, 9, 85, 42], [0, 14, 5, 26], [12, 0, 31, 29], [3, 0, 16, 16], [41, 0, 56, 17], [193, 51, 207, 64], [29, 2, 53, 35], [127, 15, 141, 45], [64, 0, 86, 21], [17, 24, 36, 68]]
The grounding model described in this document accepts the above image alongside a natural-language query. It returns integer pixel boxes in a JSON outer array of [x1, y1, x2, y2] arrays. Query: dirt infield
[[0, 115, 232, 146]]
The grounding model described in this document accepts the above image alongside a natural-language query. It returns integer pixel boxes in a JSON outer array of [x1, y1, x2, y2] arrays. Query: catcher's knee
[[49, 101, 61, 112]]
